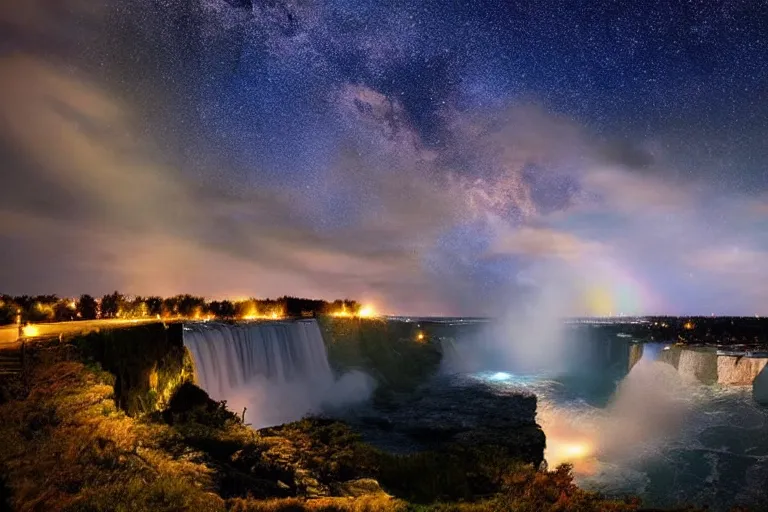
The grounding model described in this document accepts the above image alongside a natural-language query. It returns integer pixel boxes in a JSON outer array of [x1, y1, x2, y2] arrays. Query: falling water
[[183, 319, 373, 428]]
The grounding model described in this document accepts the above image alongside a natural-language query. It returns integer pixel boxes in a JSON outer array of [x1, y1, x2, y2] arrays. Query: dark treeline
[[0, 293, 362, 326]]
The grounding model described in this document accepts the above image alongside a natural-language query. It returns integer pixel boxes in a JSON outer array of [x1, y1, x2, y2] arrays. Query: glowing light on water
[[546, 437, 596, 469], [562, 441, 592, 458], [489, 371, 512, 381]]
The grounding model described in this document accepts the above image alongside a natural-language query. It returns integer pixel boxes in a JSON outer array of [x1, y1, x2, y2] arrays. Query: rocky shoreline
[[339, 374, 546, 467]]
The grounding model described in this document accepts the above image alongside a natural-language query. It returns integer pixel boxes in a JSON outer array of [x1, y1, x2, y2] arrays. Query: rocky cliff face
[[73, 322, 193, 415], [658, 345, 768, 390], [754, 365, 768, 405], [628, 343, 644, 372], [717, 356, 768, 386], [677, 348, 719, 385], [343, 375, 546, 468], [317, 317, 442, 394]]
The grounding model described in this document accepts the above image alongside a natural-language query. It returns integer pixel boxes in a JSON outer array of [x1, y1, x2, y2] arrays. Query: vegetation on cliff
[[72, 323, 193, 415], [317, 317, 442, 396]]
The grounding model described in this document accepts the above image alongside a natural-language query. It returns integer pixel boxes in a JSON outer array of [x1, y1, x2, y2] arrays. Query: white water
[[467, 342, 768, 511], [183, 320, 374, 428]]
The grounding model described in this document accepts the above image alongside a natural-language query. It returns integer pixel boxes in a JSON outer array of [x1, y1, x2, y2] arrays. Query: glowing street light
[[22, 324, 40, 337], [358, 305, 375, 318]]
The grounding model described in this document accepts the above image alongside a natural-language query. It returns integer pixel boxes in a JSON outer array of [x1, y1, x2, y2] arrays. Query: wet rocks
[[754, 365, 768, 406], [347, 375, 546, 467]]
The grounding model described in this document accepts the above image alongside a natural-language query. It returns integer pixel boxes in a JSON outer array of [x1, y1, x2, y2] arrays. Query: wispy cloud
[[1, 0, 766, 316]]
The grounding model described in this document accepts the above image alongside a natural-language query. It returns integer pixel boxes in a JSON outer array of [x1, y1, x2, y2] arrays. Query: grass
[[0, 347, 218, 511]]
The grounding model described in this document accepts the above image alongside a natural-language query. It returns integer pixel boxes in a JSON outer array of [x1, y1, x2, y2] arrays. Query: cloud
[[580, 166, 693, 215], [0, 50, 457, 314], [488, 226, 605, 261], [1, 0, 767, 316]]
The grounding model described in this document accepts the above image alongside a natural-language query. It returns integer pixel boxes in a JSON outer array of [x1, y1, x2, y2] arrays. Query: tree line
[[0, 293, 362, 326]]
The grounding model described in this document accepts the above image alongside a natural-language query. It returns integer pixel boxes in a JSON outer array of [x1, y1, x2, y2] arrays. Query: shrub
[[163, 382, 239, 428]]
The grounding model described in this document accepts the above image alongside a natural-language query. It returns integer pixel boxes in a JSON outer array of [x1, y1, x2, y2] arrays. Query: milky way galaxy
[[1, 0, 767, 316]]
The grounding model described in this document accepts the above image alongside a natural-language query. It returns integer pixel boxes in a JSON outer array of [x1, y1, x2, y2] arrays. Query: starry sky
[[0, 0, 767, 316]]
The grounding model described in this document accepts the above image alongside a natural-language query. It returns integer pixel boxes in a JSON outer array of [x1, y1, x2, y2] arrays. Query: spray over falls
[[183, 319, 373, 428]]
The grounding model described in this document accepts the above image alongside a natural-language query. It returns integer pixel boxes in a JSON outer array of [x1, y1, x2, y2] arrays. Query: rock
[[718, 356, 768, 385], [754, 364, 768, 406], [658, 345, 682, 369], [628, 343, 643, 372], [359, 376, 545, 467], [167, 382, 212, 413], [677, 348, 718, 384], [163, 381, 238, 427], [333, 478, 389, 497]]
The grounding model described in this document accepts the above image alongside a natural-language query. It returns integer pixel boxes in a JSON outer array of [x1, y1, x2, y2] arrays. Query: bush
[[163, 382, 239, 428]]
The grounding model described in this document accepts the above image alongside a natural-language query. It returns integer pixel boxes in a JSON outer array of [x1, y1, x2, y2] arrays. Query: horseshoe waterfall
[[182, 320, 372, 428]]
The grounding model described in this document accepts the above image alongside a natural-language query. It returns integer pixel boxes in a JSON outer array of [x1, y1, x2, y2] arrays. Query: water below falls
[[183, 319, 373, 428], [469, 348, 768, 511]]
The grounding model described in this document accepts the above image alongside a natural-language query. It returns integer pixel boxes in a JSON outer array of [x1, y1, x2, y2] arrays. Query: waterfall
[[183, 319, 373, 428], [438, 337, 462, 374]]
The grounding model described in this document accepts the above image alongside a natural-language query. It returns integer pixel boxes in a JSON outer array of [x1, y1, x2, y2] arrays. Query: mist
[[217, 370, 376, 429], [183, 321, 376, 429], [596, 360, 694, 459], [443, 259, 600, 375]]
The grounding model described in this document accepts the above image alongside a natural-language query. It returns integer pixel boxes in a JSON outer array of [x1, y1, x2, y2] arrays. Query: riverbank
[[0, 331, 662, 512]]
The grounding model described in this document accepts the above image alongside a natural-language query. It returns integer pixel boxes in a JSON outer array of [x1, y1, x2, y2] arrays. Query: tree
[[126, 296, 148, 317], [146, 297, 163, 317], [209, 300, 235, 319], [0, 295, 19, 326], [100, 291, 125, 318], [177, 295, 205, 318], [162, 297, 178, 317], [76, 295, 98, 320], [53, 299, 76, 322]]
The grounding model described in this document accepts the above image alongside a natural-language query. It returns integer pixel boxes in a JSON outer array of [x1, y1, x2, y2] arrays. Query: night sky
[[1, 0, 767, 316]]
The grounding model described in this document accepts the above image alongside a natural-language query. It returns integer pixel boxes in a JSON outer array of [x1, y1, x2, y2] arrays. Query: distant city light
[[416, 331, 425, 341], [332, 304, 377, 318], [241, 308, 284, 321], [358, 305, 375, 318]]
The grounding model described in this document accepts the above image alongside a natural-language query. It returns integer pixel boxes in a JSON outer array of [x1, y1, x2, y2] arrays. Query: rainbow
[[578, 257, 660, 317]]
